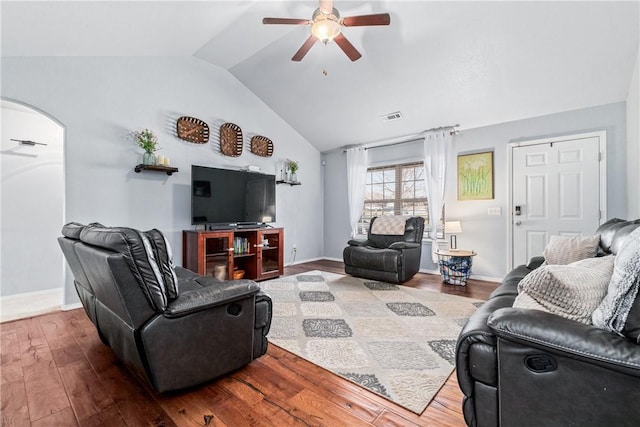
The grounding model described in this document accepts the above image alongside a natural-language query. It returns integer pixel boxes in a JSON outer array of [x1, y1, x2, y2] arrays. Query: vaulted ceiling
[[2, 1, 639, 152]]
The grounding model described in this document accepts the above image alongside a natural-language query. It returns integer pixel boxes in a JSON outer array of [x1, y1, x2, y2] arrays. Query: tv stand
[[183, 227, 284, 281]]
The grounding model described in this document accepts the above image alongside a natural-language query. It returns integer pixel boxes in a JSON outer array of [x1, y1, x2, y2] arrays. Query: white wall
[[1, 56, 323, 307], [627, 50, 640, 219], [1, 101, 65, 298], [323, 102, 628, 280]]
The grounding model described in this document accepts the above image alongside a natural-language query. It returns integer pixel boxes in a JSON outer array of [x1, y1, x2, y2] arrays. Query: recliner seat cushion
[[344, 246, 400, 272], [80, 224, 169, 312]]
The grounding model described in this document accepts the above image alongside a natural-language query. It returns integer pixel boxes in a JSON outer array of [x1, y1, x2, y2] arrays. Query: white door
[[510, 132, 605, 267]]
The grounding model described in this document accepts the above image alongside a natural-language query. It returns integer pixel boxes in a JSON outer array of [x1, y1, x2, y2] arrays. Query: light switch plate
[[488, 207, 502, 216]]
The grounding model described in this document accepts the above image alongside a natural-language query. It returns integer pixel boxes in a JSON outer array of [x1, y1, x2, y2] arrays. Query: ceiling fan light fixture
[[311, 8, 341, 43], [262, 2, 389, 61]]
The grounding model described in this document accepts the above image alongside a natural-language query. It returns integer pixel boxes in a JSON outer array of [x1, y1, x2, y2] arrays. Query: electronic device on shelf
[[191, 165, 276, 228]]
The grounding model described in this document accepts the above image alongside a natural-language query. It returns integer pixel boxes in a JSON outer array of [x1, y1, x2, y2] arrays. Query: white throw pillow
[[514, 256, 615, 324], [543, 235, 601, 265]]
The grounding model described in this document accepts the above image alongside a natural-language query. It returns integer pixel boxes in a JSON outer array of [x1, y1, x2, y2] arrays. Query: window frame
[[357, 161, 444, 240]]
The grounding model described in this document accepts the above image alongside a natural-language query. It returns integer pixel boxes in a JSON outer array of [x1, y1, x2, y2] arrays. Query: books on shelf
[[233, 237, 251, 254]]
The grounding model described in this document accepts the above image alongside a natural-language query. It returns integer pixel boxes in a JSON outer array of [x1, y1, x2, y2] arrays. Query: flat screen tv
[[191, 165, 276, 227]]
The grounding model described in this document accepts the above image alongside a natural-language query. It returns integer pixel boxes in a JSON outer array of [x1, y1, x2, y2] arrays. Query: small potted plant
[[134, 128, 159, 165], [288, 159, 299, 182]]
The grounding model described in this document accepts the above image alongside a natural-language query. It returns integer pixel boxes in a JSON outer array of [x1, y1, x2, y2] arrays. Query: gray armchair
[[58, 222, 272, 393], [343, 216, 425, 283]]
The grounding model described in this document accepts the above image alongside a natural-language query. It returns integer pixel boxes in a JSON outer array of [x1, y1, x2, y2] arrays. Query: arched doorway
[[1, 99, 65, 321]]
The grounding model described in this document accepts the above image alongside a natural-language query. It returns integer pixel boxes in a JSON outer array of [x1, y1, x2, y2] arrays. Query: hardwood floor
[[1, 260, 496, 426]]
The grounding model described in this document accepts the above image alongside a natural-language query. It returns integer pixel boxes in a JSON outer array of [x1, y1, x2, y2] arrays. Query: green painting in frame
[[457, 151, 494, 200]]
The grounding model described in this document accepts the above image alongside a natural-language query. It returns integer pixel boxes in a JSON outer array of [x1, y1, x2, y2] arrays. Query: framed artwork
[[457, 151, 494, 200]]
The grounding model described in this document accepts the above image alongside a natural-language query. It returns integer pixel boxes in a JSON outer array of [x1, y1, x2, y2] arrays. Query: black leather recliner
[[58, 222, 272, 393], [456, 218, 640, 427], [343, 216, 425, 283]]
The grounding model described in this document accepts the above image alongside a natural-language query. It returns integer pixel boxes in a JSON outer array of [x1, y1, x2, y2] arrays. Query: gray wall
[[628, 51, 640, 219], [2, 56, 323, 305], [323, 102, 628, 280], [1, 102, 64, 297]]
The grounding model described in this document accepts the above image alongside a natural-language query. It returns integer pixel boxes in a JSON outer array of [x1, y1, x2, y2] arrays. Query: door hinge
[[599, 151, 603, 161]]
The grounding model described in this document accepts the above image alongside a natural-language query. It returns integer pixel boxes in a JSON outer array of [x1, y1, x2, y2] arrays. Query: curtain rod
[[342, 124, 459, 153]]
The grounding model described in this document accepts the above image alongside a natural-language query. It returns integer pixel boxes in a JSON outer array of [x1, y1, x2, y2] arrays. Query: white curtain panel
[[346, 147, 368, 237], [423, 130, 452, 262]]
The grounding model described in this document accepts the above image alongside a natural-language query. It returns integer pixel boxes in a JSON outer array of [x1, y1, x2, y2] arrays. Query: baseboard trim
[[420, 268, 441, 276], [469, 274, 502, 283], [63, 302, 83, 311], [421, 268, 501, 283], [299, 260, 502, 282], [0, 288, 63, 323], [289, 256, 325, 265]]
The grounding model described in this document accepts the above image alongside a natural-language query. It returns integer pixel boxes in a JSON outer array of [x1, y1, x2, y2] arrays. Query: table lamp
[[445, 221, 463, 251]]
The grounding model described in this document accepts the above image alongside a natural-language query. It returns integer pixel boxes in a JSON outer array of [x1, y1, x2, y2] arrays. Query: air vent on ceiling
[[380, 111, 403, 122]]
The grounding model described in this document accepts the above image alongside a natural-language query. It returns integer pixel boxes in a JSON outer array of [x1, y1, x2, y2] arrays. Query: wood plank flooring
[[1, 260, 496, 426]]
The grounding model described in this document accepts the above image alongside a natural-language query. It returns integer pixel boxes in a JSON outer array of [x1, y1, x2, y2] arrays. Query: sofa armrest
[[174, 265, 204, 281], [456, 295, 515, 395], [488, 307, 640, 376], [164, 279, 260, 318], [388, 241, 421, 250], [347, 238, 369, 246], [253, 292, 273, 357]]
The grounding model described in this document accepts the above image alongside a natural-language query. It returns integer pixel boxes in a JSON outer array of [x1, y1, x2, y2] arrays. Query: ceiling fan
[[262, 0, 390, 62]]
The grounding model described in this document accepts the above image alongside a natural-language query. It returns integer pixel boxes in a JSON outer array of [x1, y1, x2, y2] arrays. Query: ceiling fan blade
[[263, 17, 311, 25], [342, 13, 391, 27], [319, 0, 334, 14], [292, 35, 318, 61], [333, 34, 362, 61]]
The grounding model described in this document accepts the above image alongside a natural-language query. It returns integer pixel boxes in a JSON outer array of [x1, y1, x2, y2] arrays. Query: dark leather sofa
[[58, 222, 272, 393], [343, 216, 425, 283], [456, 218, 640, 427]]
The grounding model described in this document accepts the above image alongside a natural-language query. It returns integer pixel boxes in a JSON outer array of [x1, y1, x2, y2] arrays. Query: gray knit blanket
[[592, 227, 640, 339]]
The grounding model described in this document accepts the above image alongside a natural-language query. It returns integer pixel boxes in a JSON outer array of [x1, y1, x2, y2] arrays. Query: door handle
[[515, 221, 522, 226]]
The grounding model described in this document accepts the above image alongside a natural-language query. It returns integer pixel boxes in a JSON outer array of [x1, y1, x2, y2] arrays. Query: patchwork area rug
[[260, 270, 483, 414]]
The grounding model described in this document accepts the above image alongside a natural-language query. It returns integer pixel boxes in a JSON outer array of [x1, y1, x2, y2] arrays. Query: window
[[358, 161, 443, 238]]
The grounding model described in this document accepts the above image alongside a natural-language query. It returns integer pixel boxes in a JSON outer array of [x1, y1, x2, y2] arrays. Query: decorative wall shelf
[[276, 180, 301, 186], [134, 164, 179, 176]]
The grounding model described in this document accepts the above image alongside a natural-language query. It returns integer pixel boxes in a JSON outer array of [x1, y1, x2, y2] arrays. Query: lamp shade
[[444, 221, 463, 250], [445, 221, 463, 234]]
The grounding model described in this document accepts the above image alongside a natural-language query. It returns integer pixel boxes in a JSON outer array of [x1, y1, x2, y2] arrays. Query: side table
[[435, 249, 477, 286]]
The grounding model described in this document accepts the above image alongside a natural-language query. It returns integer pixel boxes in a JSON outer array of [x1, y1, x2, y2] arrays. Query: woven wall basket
[[250, 135, 274, 157], [220, 123, 243, 157], [176, 116, 209, 144]]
